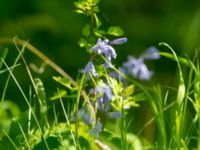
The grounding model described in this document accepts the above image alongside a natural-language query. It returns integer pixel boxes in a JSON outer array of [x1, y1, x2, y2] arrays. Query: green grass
[[1, 0, 200, 149], [0, 39, 199, 149]]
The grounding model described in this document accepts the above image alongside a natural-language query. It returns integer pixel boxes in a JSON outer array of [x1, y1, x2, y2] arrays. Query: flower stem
[[120, 94, 127, 150], [90, 5, 94, 33], [75, 73, 86, 149]]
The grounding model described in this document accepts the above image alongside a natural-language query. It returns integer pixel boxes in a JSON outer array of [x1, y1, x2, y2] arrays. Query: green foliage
[[50, 90, 67, 101], [1, 0, 200, 150], [74, 0, 99, 15], [107, 26, 124, 37], [53, 76, 72, 90]]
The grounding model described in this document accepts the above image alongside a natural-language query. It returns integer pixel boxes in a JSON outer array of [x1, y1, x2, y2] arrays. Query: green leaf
[[34, 78, 47, 103], [124, 99, 139, 108], [78, 38, 88, 48], [123, 85, 135, 97], [159, 42, 185, 105], [53, 76, 72, 89], [50, 90, 67, 101], [0, 101, 21, 118], [107, 77, 123, 96], [34, 78, 48, 120], [126, 133, 143, 150], [75, 9, 85, 14], [107, 26, 124, 36], [82, 24, 90, 37], [94, 13, 101, 28], [160, 52, 190, 67]]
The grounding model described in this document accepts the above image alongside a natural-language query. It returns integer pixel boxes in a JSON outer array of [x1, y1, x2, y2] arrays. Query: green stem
[[120, 94, 126, 150], [90, 0, 95, 35], [198, 113, 200, 149], [75, 73, 86, 149], [3, 129, 18, 150]]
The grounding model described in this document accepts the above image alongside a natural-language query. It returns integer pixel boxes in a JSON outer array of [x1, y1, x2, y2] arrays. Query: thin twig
[[0, 37, 76, 85], [0, 37, 89, 100]]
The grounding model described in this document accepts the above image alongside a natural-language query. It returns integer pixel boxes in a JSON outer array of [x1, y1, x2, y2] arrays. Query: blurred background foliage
[[0, 0, 200, 116], [1, 0, 200, 146]]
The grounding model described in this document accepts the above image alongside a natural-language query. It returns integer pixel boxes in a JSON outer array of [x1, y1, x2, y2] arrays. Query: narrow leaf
[[107, 26, 124, 37], [0, 48, 8, 69]]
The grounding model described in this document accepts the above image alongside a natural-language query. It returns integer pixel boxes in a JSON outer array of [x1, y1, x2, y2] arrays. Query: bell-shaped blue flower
[[90, 38, 127, 68], [95, 84, 113, 111], [80, 60, 98, 77], [123, 56, 153, 80], [110, 38, 128, 45], [141, 46, 160, 60], [122, 46, 160, 80]]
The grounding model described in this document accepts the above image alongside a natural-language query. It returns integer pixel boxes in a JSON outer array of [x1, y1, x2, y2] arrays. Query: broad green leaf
[[0, 101, 21, 135], [50, 90, 67, 101], [78, 38, 88, 48], [126, 133, 143, 150], [82, 24, 90, 37], [0, 101, 20, 117], [107, 26, 124, 37], [123, 85, 135, 97], [53, 76, 72, 89]]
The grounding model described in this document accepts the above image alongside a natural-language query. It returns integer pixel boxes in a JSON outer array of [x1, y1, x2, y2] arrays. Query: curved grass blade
[[0, 48, 8, 70]]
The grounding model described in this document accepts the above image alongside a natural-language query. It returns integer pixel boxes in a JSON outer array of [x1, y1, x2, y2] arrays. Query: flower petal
[[110, 38, 128, 45], [141, 46, 160, 60]]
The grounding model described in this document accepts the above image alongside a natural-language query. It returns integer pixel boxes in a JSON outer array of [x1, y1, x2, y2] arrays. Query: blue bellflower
[[89, 122, 103, 137], [91, 83, 121, 118], [71, 108, 93, 125], [123, 47, 160, 80], [141, 46, 160, 60], [90, 38, 127, 68], [88, 83, 122, 137], [80, 60, 98, 77], [123, 56, 153, 80], [95, 84, 113, 112], [78, 109, 93, 125], [109, 67, 126, 81]]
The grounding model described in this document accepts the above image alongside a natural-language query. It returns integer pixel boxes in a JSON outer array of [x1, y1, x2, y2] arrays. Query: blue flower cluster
[[79, 38, 160, 137], [81, 37, 127, 76], [93, 84, 121, 118], [76, 81, 120, 137], [123, 46, 160, 80], [110, 46, 160, 80]]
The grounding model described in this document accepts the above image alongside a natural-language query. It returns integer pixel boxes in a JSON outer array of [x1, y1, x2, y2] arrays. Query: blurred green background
[[0, 0, 200, 108]]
